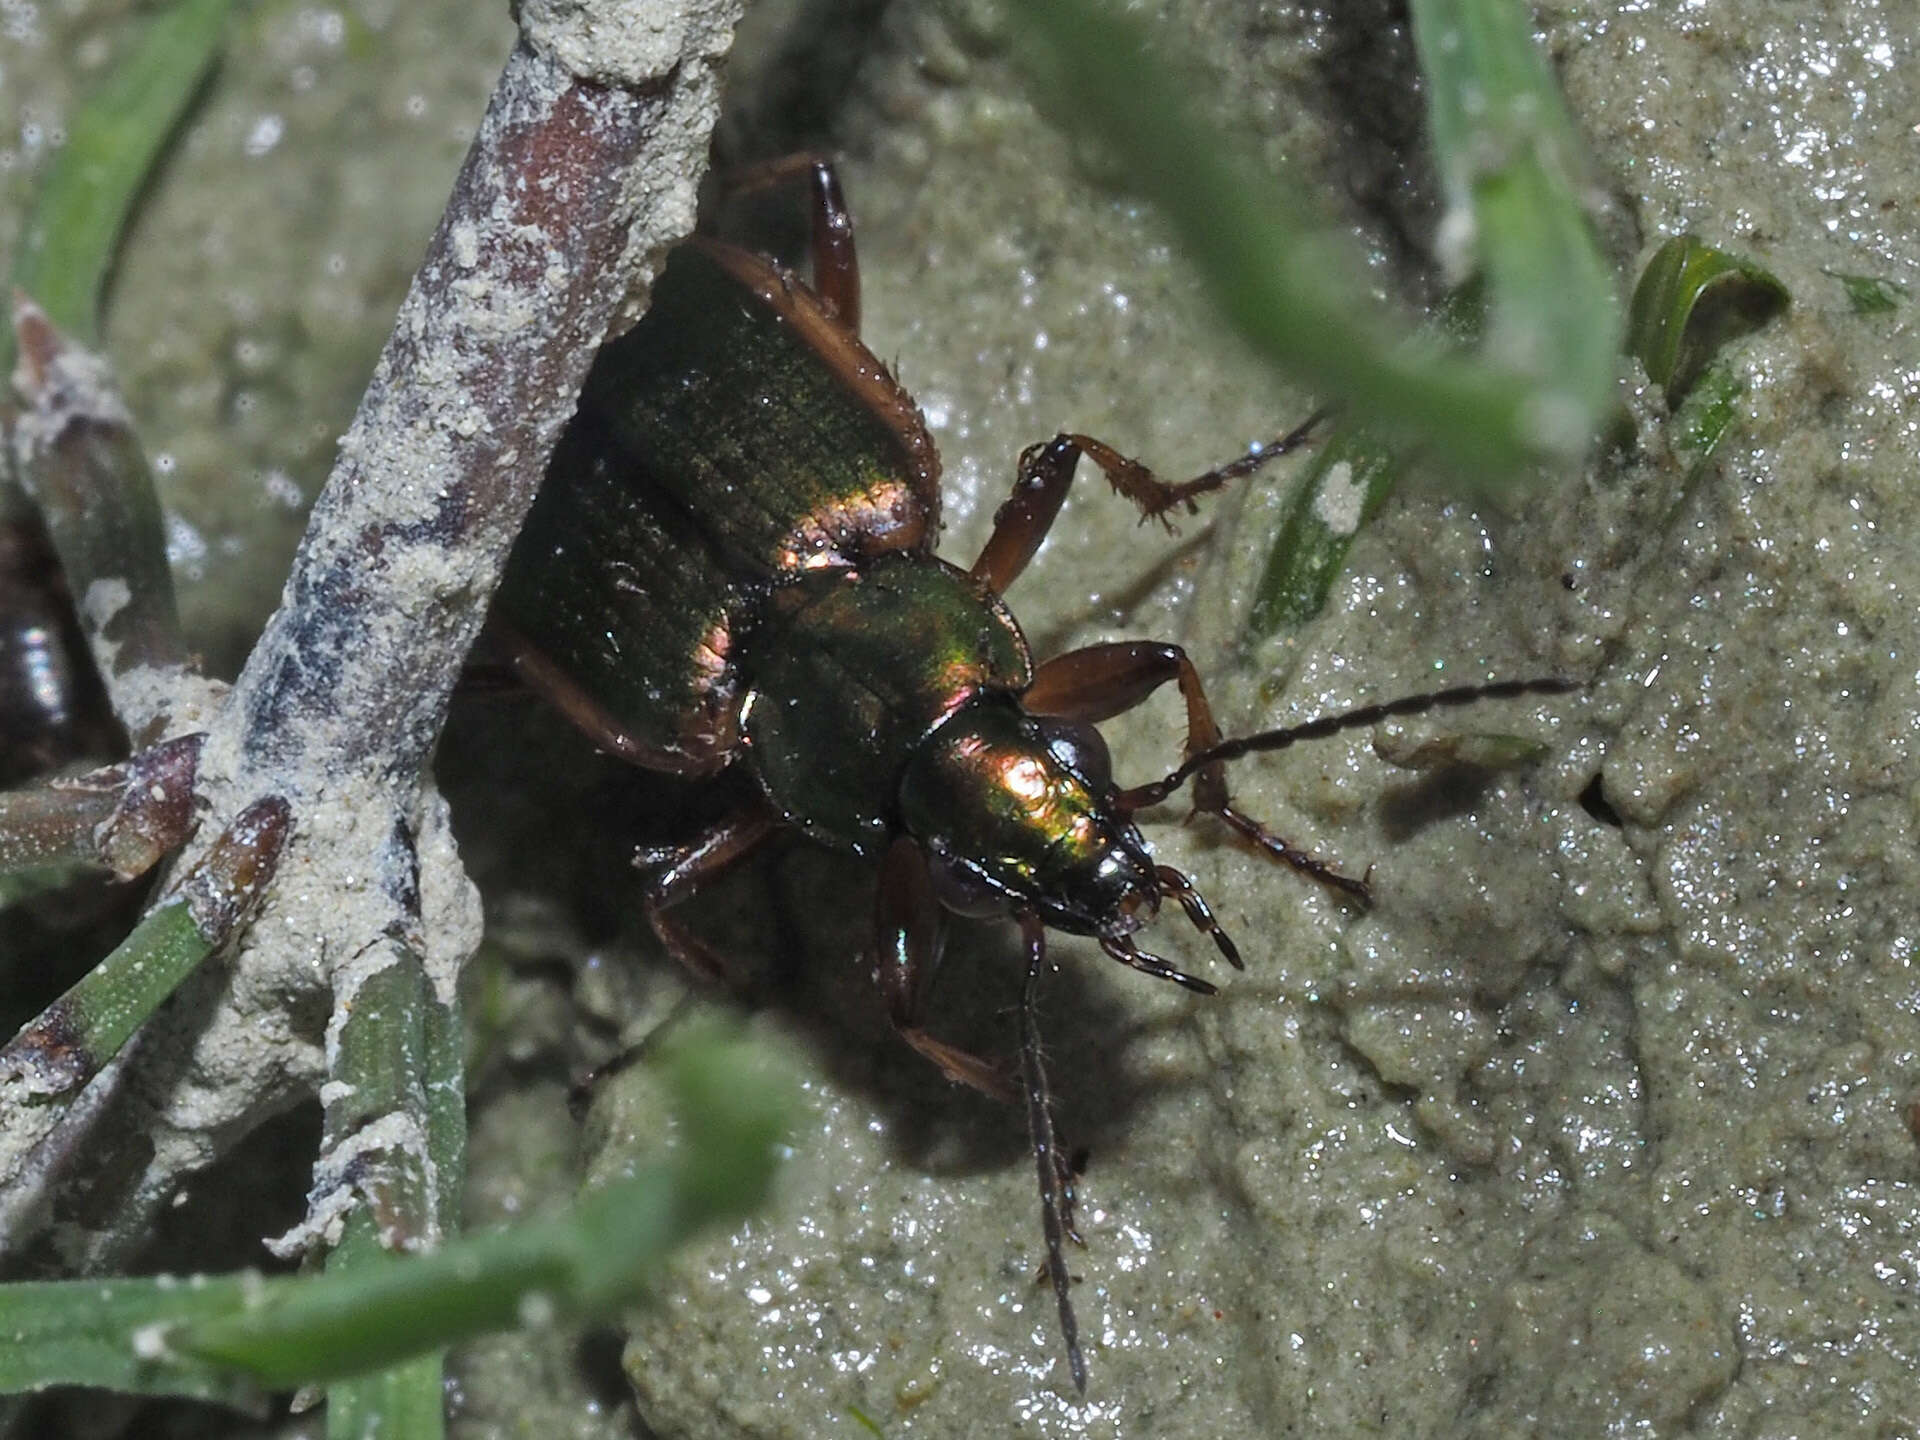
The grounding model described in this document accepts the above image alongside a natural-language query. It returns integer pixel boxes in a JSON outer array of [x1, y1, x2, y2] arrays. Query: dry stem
[[5, 0, 744, 1271]]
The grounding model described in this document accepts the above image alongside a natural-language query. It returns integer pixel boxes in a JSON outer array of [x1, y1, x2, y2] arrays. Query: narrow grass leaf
[[0, 1274, 260, 1405], [1017, 0, 1555, 483], [180, 1029, 788, 1388], [0, 1031, 790, 1403], [1246, 424, 1402, 639], [9, 0, 232, 354], [1627, 235, 1789, 400], [1410, 0, 1621, 454]]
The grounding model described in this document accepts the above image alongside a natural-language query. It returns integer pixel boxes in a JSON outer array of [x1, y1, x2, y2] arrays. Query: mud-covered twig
[[0, 795, 288, 1102], [27, 0, 742, 1284], [0, 733, 202, 880], [208, 24, 734, 802]]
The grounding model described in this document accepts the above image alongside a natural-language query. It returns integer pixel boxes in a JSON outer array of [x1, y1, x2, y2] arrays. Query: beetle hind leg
[[712, 152, 860, 332]]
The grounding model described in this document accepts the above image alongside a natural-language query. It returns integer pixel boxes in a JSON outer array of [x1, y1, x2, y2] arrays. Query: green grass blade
[[315, 943, 463, 1438], [1015, 0, 1618, 487], [0, 1029, 790, 1402], [1821, 269, 1907, 315], [182, 1028, 788, 1388], [0, 1274, 262, 1406], [8, 0, 232, 352], [1410, 0, 1621, 449], [1247, 424, 1403, 638], [327, 1352, 444, 1440], [1626, 235, 1789, 399], [1, 796, 288, 1099]]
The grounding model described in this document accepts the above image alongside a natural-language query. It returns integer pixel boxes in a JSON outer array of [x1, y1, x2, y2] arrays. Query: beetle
[[492, 157, 1568, 1393], [0, 499, 119, 790]]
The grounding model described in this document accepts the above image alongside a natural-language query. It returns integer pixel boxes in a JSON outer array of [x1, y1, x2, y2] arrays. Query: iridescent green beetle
[[494, 159, 1565, 1393]]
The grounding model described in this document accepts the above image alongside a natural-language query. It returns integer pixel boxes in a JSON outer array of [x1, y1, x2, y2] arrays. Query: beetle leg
[[492, 619, 740, 777], [1155, 863, 1243, 969], [1019, 913, 1088, 1396], [970, 411, 1326, 595], [714, 152, 860, 333], [1127, 677, 1582, 903], [638, 807, 782, 984], [1025, 639, 1209, 729], [875, 836, 1017, 1101], [1028, 638, 1373, 902], [1098, 934, 1217, 994]]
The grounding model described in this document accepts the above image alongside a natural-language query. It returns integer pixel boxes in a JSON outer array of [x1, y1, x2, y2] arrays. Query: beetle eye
[[1034, 718, 1112, 791]]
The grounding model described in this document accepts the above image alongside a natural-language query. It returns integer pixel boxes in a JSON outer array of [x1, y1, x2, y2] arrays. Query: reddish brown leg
[[1027, 638, 1372, 904], [970, 411, 1326, 595], [716, 152, 860, 332], [1125, 677, 1583, 903], [875, 836, 1016, 1101], [493, 619, 739, 776], [637, 808, 782, 984]]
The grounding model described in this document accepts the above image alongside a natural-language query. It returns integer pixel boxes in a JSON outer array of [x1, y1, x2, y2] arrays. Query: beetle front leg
[[970, 411, 1326, 595], [1027, 639, 1372, 905], [875, 836, 1016, 1102], [637, 807, 782, 984]]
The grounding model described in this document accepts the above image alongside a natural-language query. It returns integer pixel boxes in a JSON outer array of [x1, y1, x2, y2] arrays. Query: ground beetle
[[492, 158, 1568, 1393]]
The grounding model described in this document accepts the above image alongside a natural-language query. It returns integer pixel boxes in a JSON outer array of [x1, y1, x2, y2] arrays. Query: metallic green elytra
[[493, 163, 1571, 1395]]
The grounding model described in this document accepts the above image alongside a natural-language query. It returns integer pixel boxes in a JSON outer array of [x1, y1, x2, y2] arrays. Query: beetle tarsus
[[1215, 805, 1373, 907]]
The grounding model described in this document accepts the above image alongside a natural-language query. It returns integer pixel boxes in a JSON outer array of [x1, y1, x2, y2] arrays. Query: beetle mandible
[[492, 157, 1568, 1393]]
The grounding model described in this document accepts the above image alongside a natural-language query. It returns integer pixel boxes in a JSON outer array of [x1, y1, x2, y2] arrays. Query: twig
[[7, 0, 745, 1275]]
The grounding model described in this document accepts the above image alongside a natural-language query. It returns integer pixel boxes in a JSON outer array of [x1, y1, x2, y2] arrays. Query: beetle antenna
[[1155, 864, 1243, 970], [1128, 676, 1579, 809], [1019, 917, 1088, 1396]]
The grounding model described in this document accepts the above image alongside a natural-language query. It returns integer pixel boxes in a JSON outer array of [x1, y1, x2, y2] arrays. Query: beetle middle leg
[[970, 411, 1326, 595], [1024, 639, 1373, 906]]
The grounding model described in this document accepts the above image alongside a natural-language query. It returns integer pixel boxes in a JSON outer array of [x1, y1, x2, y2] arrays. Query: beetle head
[[897, 692, 1160, 937]]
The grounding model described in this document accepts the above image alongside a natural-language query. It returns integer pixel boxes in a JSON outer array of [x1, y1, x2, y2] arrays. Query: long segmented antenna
[[1019, 916, 1087, 1395], [1127, 677, 1579, 810]]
